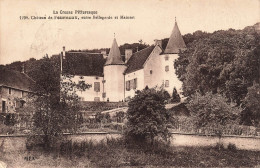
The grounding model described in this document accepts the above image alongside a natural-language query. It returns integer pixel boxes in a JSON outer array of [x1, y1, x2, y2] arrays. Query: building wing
[[124, 45, 155, 74], [62, 52, 106, 77]]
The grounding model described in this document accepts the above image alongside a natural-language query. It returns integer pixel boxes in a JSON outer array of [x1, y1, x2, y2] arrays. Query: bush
[[214, 142, 224, 150], [227, 143, 237, 152], [125, 87, 171, 144], [187, 92, 241, 138]]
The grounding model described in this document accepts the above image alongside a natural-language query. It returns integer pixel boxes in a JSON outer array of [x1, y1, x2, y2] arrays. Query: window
[[2, 101, 6, 112], [165, 80, 169, 87], [133, 78, 137, 89], [165, 55, 169, 61], [150, 70, 153, 74], [126, 81, 130, 91], [165, 65, 169, 72], [102, 92, 106, 98], [94, 82, 100, 92], [130, 80, 134, 89], [94, 97, 100, 102], [8, 88, 11, 95], [126, 78, 137, 90]]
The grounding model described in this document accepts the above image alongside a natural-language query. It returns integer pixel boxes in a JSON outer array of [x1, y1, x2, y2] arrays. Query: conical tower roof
[[105, 38, 124, 65], [164, 21, 186, 54]]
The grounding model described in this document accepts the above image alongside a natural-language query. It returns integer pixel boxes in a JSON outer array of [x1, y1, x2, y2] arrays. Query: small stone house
[[0, 67, 34, 113]]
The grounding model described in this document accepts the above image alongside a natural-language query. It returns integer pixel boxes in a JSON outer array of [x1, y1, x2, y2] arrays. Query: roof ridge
[[134, 45, 153, 53], [68, 51, 102, 54]]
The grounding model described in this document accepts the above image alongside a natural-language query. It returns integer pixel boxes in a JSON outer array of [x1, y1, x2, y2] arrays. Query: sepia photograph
[[0, 0, 259, 167]]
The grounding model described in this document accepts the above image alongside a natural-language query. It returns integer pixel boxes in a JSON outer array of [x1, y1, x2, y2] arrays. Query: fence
[[171, 117, 259, 137]]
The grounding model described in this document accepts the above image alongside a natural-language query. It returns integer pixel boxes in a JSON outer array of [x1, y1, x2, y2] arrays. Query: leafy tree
[[29, 56, 90, 150], [4, 114, 16, 126], [115, 111, 125, 123], [241, 83, 260, 126], [187, 92, 241, 146], [125, 87, 171, 144], [171, 87, 181, 103], [175, 23, 260, 105]]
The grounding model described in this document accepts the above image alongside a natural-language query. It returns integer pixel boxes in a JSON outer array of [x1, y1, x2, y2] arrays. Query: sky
[[0, 0, 259, 65]]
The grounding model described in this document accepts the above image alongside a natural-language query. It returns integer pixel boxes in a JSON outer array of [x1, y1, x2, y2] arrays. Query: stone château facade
[[61, 20, 186, 102]]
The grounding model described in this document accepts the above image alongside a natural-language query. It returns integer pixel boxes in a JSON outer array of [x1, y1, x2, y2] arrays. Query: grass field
[[0, 138, 259, 167]]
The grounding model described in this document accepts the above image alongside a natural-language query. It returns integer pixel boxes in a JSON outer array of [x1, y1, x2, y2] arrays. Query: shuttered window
[[126, 81, 130, 91], [94, 82, 100, 92], [134, 78, 137, 89], [126, 78, 137, 90]]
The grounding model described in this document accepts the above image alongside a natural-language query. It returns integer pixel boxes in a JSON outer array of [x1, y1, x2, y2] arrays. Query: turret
[[164, 19, 186, 54], [103, 37, 126, 102]]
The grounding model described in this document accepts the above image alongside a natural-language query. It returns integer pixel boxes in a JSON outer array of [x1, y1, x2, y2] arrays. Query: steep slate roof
[[63, 52, 106, 76], [105, 38, 125, 65], [0, 67, 35, 91], [164, 21, 186, 54], [124, 45, 155, 74]]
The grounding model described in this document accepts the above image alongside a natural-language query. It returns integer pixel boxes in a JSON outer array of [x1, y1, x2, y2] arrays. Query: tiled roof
[[63, 52, 106, 76], [105, 38, 124, 65], [124, 45, 155, 74], [164, 21, 186, 54], [0, 67, 35, 91]]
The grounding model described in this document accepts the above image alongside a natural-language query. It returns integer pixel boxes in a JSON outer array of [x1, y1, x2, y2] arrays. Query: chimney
[[62, 46, 66, 59], [101, 49, 107, 58], [154, 39, 162, 48], [125, 49, 133, 63]]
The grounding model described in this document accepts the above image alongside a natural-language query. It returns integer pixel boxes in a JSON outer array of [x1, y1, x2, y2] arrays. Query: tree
[[125, 87, 171, 144], [241, 83, 260, 126], [171, 87, 181, 103], [187, 92, 241, 146], [175, 24, 260, 105], [29, 56, 90, 150]]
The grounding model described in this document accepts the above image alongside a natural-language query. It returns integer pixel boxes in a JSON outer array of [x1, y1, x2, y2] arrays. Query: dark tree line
[[174, 23, 260, 126]]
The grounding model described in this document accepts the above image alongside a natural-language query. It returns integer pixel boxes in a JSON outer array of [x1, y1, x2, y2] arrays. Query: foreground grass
[[1, 138, 260, 167]]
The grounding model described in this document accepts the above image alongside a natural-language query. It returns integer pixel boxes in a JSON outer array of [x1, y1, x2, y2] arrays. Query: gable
[[124, 45, 155, 74]]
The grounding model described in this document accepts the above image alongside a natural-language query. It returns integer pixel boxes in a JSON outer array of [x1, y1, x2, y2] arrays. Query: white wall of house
[[104, 65, 126, 102], [124, 69, 144, 99], [67, 75, 104, 102], [143, 45, 163, 89], [161, 53, 183, 97]]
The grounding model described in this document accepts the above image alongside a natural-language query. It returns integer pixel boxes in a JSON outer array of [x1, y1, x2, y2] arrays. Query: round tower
[[104, 38, 126, 102]]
